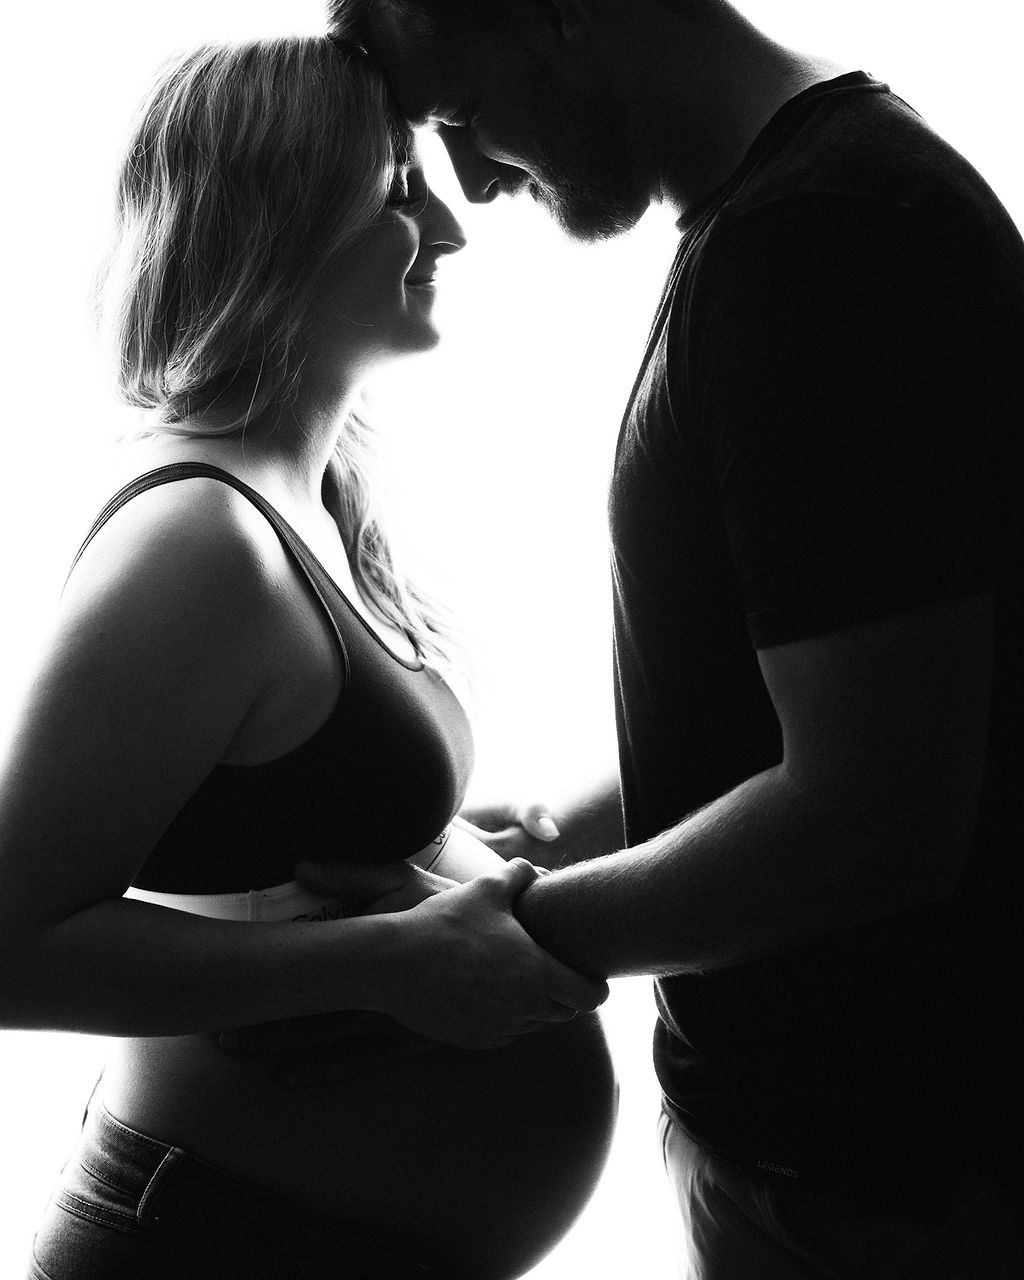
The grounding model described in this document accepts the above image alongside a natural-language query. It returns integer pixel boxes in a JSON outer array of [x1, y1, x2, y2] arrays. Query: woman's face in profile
[[309, 160, 466, 370]]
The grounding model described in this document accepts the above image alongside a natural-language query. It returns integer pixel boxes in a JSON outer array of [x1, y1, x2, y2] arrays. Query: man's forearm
[[514, 764, 954, 980]]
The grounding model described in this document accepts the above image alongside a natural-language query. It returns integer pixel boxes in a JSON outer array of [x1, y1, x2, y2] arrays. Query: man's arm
[[514, 593, 992, 977]]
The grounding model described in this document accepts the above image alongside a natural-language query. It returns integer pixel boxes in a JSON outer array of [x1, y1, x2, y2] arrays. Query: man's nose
[[438, 126, 522, 204]]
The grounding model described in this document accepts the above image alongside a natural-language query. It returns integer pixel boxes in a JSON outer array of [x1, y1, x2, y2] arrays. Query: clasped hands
[[219, 811, 607, 1085]]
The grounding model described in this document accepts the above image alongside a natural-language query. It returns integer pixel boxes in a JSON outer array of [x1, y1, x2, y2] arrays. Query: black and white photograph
[[2, 2, 1022, 1276]]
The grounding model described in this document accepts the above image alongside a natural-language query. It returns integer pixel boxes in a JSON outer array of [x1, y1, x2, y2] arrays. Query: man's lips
[[499, 176, 534, 201]]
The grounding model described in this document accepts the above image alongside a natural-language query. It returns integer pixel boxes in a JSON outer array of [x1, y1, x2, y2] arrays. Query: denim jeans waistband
[[33, 1099, 432, 1279]]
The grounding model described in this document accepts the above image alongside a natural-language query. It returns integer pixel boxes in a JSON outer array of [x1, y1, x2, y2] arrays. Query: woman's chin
[[391, 320, 445, 359]]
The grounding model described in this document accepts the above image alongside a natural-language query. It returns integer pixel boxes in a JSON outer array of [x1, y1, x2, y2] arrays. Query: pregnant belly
[[106, 1012, 617, 1279]]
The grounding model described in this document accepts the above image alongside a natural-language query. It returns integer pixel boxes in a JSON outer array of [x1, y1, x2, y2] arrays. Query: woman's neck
[[140, 376, 359, 514]]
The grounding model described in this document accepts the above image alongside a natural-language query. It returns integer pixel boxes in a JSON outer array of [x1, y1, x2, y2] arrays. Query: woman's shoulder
[[64, 462, 288, 626]]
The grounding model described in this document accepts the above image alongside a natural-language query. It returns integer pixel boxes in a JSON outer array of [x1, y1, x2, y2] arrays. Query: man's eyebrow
[[406, 108, 437, 129], [402, 103, 459, 130], [384, 87, 440, 130], [429, 96, 477, 125]]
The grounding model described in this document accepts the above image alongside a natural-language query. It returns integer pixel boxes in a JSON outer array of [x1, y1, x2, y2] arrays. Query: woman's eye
[[388, 193, 428, 215], [388, 175, 429, 214]]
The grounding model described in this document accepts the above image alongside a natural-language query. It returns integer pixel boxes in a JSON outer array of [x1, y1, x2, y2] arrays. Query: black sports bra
[[69, 463, 474, 893]]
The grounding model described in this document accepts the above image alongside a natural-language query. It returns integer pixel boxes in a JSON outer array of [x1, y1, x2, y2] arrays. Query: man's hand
[[460, 778, 624, 868], [457, 802, 560, 861], [295, 856, 458, 915]]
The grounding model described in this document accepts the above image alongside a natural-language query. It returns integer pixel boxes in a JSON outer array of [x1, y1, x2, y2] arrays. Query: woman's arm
[[0, 480, 604, 1046]]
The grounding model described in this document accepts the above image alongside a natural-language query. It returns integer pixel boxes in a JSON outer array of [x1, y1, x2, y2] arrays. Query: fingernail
[[536, 816, 559, 841]]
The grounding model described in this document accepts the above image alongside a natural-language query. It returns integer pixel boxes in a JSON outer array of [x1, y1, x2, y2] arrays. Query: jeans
[[659, 1106, 1024, 1280], [29, 1099, 432, 1279]]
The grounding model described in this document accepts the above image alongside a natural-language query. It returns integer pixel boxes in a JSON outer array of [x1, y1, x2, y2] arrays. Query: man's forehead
[[360, 5, 442, 120], [364, 4, 479, 127]]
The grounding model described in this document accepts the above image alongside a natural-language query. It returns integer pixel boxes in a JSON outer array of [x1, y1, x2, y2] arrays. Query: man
[[246, 1, 1024, 1272]]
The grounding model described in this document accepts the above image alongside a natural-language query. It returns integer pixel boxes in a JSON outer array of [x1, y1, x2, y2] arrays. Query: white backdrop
[[1, 2, 1021, 1275]]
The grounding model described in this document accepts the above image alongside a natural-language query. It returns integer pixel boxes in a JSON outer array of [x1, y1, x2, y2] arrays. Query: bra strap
[[65, 461, 350, 683]]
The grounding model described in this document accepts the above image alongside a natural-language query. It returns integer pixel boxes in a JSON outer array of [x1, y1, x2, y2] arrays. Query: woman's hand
[[218, 859, 460, 1084], [220, 858, 606, 1078], [378, 859, 607, 1051], [298, 857, 605, 1050]]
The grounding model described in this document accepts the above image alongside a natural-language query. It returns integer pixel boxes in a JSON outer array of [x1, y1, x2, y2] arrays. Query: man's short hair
[[328, 0, 503, 43], [328, 0, 729, 44]]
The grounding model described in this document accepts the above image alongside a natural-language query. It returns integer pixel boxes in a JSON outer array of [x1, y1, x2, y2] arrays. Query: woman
[[2, 35, 616, 1279]]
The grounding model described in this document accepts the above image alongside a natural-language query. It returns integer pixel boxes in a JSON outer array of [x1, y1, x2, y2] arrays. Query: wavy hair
[[100, 36, 453, 663]]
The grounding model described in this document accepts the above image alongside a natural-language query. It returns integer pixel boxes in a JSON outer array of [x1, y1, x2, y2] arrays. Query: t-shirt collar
[[676, 71, 885, 233]]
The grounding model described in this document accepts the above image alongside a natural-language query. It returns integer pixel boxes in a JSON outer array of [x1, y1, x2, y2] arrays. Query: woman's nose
[[426, 191, 467, 254], [438, 126, 519, 205]]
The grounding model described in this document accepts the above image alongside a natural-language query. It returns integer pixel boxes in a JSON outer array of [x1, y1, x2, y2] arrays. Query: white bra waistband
[[123, 880, 351, 924], [122, 824, 506, 924]]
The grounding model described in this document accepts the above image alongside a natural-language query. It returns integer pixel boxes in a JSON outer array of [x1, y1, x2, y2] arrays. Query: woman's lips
[[405, 259, 437, 287]]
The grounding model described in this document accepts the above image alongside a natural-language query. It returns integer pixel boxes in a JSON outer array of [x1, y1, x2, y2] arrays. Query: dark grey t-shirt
[[610, 73, 1024, 1199]]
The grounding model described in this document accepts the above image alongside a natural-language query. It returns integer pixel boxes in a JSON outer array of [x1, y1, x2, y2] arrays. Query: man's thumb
[[294, 859, 410, 903]]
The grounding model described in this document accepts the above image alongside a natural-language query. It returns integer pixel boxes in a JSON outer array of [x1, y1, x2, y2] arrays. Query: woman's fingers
[[374, 862, 604, 1050], [548, 963, 610, 1013], [495, 855, 542, 891], [489, 859, 609, 1012], [470, 858, 610, 1019]]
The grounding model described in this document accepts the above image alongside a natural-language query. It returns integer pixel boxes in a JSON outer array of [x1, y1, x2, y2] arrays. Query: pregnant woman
[[1, 35, 616, 1279]]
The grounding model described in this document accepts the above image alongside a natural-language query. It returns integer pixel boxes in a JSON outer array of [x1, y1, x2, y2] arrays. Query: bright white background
[[1, 2, 1020, 1275]]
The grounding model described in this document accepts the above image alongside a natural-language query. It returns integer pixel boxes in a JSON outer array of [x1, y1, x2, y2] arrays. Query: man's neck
[[635, 9, 846, 220]]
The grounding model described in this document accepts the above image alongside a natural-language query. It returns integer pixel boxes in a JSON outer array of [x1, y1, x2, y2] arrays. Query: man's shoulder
[[710, 80, 1020, 267], [736, 82, 962, 209]]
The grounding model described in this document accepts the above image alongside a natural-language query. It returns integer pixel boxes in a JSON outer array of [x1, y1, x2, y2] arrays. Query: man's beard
[[533, 171, 644, 243], [525, 118, 645, 243]]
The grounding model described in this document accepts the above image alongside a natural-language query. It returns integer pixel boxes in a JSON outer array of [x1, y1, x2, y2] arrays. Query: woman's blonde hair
[[100, 36, 452, 662]]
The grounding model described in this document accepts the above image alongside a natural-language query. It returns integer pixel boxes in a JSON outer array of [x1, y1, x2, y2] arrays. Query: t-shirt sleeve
[[680, 194, 1004, 648]]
